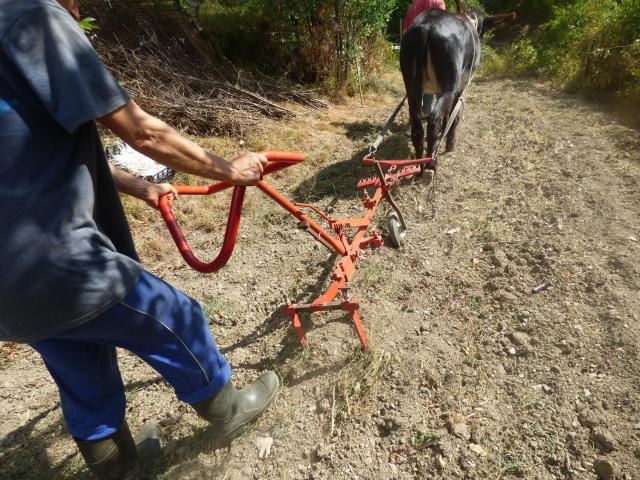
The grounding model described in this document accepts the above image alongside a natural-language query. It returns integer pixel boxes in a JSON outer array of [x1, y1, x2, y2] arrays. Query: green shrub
[[482, 0, 639, 99], [541, 0, 640, 94], [197, 0, 397, 91]]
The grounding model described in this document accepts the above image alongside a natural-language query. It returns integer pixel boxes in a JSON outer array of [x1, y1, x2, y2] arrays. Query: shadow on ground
[[291, 120, 413, 203]]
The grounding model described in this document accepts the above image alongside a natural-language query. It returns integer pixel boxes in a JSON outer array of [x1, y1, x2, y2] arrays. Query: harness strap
[[367, 96, 407, 158]]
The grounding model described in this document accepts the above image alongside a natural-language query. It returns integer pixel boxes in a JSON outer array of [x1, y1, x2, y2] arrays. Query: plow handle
[[158, 150, 304, 273]]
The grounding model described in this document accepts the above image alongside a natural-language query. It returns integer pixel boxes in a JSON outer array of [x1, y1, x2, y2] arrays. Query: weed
[[467, 294, 485, 320], [544, 436, 557, 453], [409, 425, 440, 450], [496, 453, 526, 478]]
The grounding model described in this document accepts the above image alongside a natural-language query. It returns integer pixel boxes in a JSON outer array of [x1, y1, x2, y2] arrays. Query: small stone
[[446, 414, 471, 441], [495, 290, 518, 303], [541, 384, 553, 394], [495, 364, 507, 377], [459, 456, 476, 471], [507, 346, 517, 356], [593, 458, 614, 480], [435, 454, 446, 470], [469, 443, 486, 456], [509, 331, 530, 346], [255, 436, 273, 459], [578, 410, 599, 429], [592, 427, 616, 453]]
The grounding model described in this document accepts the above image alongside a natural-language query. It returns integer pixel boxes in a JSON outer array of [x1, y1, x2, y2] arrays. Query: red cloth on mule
[[403, 0, 447, 33]]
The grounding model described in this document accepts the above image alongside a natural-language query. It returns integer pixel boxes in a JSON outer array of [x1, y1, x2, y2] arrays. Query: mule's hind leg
[[427, 92, 455, 165], [411, 116, 425, 160], [408, 93, 425, 160]]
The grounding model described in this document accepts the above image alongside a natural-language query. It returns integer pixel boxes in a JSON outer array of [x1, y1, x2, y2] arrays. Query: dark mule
[[400, 0, 514, 164]]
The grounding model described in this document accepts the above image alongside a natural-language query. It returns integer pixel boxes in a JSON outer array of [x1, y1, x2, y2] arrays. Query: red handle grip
[[159, 150, 304, 273]]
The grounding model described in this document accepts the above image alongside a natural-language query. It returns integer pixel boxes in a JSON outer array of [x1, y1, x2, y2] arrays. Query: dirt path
[[1, 76, 639, 480]]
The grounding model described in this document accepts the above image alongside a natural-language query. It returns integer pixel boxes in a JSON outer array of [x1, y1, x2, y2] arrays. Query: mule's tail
[[411, 25, 431, 120], [400, 26, 430, 122]]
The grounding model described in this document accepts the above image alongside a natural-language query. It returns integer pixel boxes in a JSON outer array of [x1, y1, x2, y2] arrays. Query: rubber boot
[[192, 371, 279, 439], [75, 422, 162, 480]]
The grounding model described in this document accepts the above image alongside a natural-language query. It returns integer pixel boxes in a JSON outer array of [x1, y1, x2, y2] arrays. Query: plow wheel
[[387, 211, 406, 248]]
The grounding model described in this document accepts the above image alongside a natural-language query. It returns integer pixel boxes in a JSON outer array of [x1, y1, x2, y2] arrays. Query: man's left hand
[[144, 183, 179, 209]]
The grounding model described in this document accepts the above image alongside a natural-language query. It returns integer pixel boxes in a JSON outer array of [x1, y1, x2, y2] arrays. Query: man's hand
[[109, 164, 179, 209], [143, 183, 179, 209], [228, 153, 269, 186]]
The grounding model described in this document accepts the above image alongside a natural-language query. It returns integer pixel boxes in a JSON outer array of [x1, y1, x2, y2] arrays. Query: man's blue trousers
[[30, 270, 231, 441]]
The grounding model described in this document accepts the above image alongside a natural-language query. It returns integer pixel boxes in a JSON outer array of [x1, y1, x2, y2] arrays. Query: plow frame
[[159, 151, 434, 350]]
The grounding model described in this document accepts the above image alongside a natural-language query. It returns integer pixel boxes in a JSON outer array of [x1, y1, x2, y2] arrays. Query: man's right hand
[[228, 152, 268, 186]]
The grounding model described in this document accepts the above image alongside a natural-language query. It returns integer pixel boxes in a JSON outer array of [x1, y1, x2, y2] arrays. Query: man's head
[[57, 0, 81, 21]]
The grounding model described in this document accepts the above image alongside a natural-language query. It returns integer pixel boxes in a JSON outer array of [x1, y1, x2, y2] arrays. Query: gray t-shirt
[[0, 0, 142, 343]]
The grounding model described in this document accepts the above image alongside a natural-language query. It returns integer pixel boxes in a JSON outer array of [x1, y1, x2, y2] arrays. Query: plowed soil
[[1, 75, 639, 480]]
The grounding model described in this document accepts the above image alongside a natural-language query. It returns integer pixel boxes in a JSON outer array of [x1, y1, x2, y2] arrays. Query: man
[[402, 0, 447, 117], [0, 0, 279, 478], [403, 0, 447, 33]]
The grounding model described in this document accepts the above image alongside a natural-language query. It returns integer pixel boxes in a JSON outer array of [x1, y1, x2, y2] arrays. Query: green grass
[[409, 425, 440, 449]]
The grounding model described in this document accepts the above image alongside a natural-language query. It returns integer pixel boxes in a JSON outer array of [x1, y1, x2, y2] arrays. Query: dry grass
[[331, 348, 391, 427]]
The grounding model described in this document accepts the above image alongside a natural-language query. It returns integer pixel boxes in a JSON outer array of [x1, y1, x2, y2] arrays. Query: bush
[[197, 0, 398, 91], [482, 0, 639, 99], [541, 0, 640, 94]]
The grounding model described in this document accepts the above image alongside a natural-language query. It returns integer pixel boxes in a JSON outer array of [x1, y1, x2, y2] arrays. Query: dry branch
[[95, 39, 326, 136]]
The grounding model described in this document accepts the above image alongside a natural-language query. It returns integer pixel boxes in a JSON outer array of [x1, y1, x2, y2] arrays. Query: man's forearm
[[99, 101, 235, 182], [109, 164, 150, 199], [109, 164, 178, 208], [124, 117, 235, 181]]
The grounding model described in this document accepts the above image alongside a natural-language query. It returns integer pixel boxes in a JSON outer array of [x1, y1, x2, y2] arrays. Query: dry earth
[[1, 74, 639, 480]]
